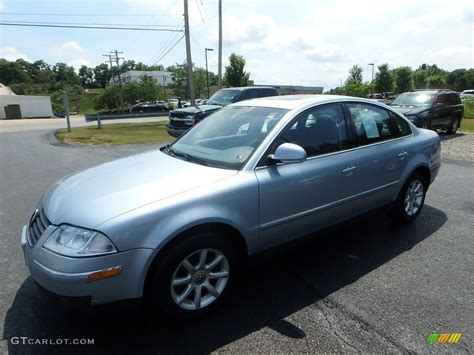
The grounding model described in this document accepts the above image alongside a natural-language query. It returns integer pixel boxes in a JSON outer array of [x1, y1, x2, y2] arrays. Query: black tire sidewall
[[391, 172, 427, 224], [146, 232, 237, 321], [448, 118, 460, 134]]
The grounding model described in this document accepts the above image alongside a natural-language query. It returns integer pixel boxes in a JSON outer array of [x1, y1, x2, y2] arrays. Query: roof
[[231, 94, 374, 110]]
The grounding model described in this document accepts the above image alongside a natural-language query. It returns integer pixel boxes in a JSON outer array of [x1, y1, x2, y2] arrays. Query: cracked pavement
[[1, 127, 473, 353]]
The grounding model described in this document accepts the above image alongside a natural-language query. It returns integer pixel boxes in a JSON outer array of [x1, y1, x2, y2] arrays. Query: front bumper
[[166, 124, 190, 138], [21, 225, 153, 305]]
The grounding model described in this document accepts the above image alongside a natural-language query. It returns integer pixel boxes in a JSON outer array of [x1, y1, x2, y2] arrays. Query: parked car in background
[[21, 95, 440, 320], [130, 101, 168, 113], [166, 86, 279, 137], [390, 89, 463, 134], [460, 90, 474, 99], [167, 99, 179, 110]]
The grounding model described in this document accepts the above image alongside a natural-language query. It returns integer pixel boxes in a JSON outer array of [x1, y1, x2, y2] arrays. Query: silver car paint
[[22, 95, 441, 304]]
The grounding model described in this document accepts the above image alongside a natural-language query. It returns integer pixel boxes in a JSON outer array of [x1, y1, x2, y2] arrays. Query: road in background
[[0, 115, 167, 133], [0, 128, 472, 353]]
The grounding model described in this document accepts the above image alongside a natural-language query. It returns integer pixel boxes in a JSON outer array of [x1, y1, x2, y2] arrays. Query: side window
[[390, 112, 412, 137], [242, 89, 260, 100], [260, 89, 277, 97], [347, 103, 399, 145], [435, 94, 448, 105], [275, 104, 348, 157]]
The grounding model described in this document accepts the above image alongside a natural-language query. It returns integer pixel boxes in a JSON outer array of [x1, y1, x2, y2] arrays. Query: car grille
[[28, 207, 51, 247]]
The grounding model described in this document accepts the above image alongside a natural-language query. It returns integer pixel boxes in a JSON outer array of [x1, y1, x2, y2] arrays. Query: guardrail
[[85, 111, 168, 122]]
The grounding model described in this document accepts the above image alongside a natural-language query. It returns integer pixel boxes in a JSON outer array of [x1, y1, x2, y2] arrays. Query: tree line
[[329, 63, 474, 97], [0, 53, 251, 113]]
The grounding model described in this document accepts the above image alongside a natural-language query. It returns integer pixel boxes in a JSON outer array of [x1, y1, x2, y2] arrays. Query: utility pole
[[63, 91, 71, 133], [112, 50, 125, 111], [103, 54, 119, 113], [217, 0, 223, 89], [205, 48, 214, 98], [183, 0, 196, 106]]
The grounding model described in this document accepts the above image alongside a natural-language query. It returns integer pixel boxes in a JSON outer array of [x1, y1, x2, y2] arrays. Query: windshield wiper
[[164, 144, 213, 167]]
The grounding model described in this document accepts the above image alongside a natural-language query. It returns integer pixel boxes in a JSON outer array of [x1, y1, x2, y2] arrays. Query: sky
[[0, 0, 473, 90]]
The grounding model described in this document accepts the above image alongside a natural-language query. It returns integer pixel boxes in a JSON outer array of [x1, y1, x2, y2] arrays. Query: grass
[[56, 121, 174, 145], [460, 117, 474, 132]]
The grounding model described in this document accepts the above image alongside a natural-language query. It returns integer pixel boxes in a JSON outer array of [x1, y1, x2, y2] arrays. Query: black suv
[[390, 90, 463, 134], [130, 101, 168, 113], [166, 86, 278, 137]]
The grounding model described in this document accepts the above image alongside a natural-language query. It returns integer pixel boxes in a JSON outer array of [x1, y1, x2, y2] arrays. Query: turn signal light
[[88, 266, 121, 282]]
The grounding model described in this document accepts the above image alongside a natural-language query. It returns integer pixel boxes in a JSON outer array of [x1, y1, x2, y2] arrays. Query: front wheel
[[390, 172, 427, 224], [145, 232, 237, 321], [447, 118, 460, 134]]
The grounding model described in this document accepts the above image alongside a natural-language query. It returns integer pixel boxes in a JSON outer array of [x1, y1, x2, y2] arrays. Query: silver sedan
[[21, 95, 441, 320]]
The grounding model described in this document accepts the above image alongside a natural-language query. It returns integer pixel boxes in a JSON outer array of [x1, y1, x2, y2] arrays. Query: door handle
[[398, 151, 408, 160], [341, 166, 357, 175]]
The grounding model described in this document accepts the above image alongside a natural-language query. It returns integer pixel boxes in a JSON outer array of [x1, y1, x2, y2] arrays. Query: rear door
[[345, 103, 411, 213], [432, 93, 451, 128]]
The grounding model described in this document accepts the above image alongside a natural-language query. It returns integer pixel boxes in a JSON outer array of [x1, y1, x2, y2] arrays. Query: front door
[[255, 103, 359, 249]]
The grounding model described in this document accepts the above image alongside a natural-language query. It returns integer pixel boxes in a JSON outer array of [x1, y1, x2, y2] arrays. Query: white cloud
[[0, 2, 5, 11], [62, 41, 83, 54], [0, 46, 28, 61]]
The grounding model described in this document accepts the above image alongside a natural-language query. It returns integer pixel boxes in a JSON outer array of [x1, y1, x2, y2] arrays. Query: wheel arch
[[142, 221, 249, 298]]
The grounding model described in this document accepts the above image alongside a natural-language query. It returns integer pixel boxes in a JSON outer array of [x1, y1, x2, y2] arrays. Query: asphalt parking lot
[[0, 125, 473, 353]]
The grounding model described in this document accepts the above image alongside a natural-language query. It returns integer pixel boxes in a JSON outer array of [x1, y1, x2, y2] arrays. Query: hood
[[42, 150, 236, 228], [390, 105, 429, 116], [170, 104, 222, 116]]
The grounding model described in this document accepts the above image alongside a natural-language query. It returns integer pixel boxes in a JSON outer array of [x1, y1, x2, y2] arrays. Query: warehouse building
[[0, 84, 53, 119]]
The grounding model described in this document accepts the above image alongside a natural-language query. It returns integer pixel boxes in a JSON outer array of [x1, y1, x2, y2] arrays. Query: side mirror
[[268, 143, 307, 164]]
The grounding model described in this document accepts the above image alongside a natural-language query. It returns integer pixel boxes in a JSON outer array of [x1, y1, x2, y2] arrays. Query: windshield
[[392, 92, 435, 107], [206, 90, 241, 106], [168, 106, 289, 169]]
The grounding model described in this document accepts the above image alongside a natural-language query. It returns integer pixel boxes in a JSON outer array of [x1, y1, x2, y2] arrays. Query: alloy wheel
[[404, 180, 424, 216], [170, 248, 229, 310]]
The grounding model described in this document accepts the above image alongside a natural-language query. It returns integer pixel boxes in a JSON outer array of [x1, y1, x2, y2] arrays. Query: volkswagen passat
[[21, 95, 441, 319]]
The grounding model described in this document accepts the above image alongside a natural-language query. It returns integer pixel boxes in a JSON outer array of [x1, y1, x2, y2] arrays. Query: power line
[[0, 20, 182, 28], [0, 12, 175, 17], [0, 22, 183, 32], [148, 31, 182, 65], [153, 34, 185, 66]]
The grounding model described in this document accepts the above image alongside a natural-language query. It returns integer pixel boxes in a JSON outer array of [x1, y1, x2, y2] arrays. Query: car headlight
[[43, 225, 117, 257]]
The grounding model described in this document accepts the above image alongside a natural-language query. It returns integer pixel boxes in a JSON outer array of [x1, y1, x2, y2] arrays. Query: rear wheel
[[145, 232, 237, 321], [390, 172, 427, 224], [447, 118, 460, 134]]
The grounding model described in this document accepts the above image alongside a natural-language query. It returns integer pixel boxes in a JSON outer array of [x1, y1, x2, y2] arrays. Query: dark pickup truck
[[390, 89, 464, 134], [166, 86, 278, 137]]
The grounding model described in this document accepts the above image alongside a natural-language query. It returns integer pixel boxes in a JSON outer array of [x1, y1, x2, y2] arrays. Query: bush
[[463, 98, 474, 119]]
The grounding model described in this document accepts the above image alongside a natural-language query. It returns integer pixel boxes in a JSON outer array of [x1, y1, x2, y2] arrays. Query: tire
[[145, 232, 237, 321], [447, 117, 460, 134], [390, 172, 427, 225], [420, 118, 432, 130]]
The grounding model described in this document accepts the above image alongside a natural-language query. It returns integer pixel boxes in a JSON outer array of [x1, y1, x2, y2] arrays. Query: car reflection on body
[[21, 95, 441, 320]]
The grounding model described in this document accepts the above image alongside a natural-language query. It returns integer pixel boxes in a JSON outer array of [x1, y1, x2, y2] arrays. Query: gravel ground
[[440, 132, 474, 162]]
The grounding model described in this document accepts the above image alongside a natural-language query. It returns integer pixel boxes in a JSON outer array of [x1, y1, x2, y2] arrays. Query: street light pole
[[205, 48, 214, 99], [368, 63, 375, 82]]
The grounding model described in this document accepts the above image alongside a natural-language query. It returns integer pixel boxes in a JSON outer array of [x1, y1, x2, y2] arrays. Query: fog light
[[88, 266, 121, 282]]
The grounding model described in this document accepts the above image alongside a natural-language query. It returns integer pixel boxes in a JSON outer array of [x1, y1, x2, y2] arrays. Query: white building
[[0, 84, 53, 119], [110, 70, 174, 86]]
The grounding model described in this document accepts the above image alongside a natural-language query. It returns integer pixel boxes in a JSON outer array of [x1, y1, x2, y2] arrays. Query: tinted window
[[449, 93, 461, 105], [347, 103, 399, 145], [275, 104, 348, 157], [242, 89, 260, 100], [390, 112, 412, 137], [206, 90, 241, 106], [259, 88, 277, 97], [434, 94, 448, 105]]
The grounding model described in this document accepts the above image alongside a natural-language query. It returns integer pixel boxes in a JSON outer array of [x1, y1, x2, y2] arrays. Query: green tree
[[93, 63, 111, 88], [193, 67, 208, 98], [79, 65, 94, 88], [413, 69, 428, 89], [223, 53, 250, 87], [426, 75, 446, 88], [394, 66, 413, 93], [343, 82, 374, 98], [53, 62, 79, 85], [345, 65, 363, 85], [374, 63, 393, 93], [0, 59, 30, 84], [167, 63, 188, 98]]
